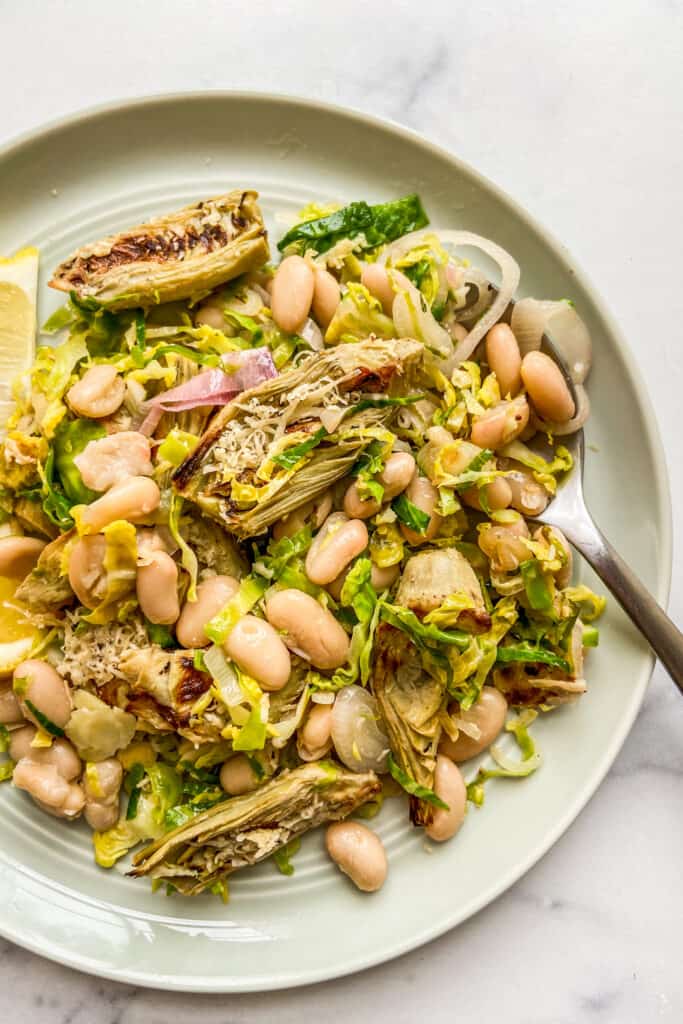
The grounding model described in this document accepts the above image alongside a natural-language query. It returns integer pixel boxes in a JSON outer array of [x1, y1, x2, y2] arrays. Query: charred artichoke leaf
[[493, 622, 587, 707], [14, 531, 74, 611], [49, 190, 269, 310], [173, 338, 423, 538], [372, 625, 443, 826], [130, 761, 380, 894], [374, 548, 488, 826], [493, 665, 586, 707]]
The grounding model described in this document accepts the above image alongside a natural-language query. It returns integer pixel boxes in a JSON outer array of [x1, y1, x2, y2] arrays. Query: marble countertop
[[1, 1, 681, 1021]]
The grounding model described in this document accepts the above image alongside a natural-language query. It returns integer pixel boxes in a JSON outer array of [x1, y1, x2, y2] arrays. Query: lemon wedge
[[0, 246, 39, 428], [0, 575, 43, 677]]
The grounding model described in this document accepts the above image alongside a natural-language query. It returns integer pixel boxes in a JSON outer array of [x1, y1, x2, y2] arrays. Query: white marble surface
[[1, 1, 682, 1020]]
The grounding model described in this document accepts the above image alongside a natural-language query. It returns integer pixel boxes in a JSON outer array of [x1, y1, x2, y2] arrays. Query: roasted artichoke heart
[[395, 547, 490, 631], [119, 646, 221, 743], [129, 761, 380, 894], [373, 548, 488, 826], [14, 531, 74, 611], [49, 190, 269, 310], [173, 337, 423, 538]]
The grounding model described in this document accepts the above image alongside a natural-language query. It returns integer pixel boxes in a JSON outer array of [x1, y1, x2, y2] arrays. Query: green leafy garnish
[[125, 763, 146, 820], [38, 448, 75, 528], [452, 448, 496, 492], [168, 494, 199, 602], [582, 624, 600, 648], [392, 493, 430, 534], [520, 559, 553, 612], [0, 761, 15, 782], [272, 837, 301, 876], [387, 754, 448, 810], [149, 343, 220, 367], [278, 194, 429, 254], [232, 704, 268, 752], [381, 603, 470, 651], [145, 620, 176, 649], [164, 805, 197, 830], [564, 585, 607, 622], [272, 427, 327, 470], [204, 575, 268, 644], [157, 429, 198, 467], [496, 643, 570, 671], [23, 699, 64, 737], [467, 711, 541, 806], [41, 304, 76, 335], [0, 724, 10, 754], [54, 418, 107, 504]]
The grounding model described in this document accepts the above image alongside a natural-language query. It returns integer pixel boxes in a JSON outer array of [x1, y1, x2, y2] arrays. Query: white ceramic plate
[[0, 93, 671, 992]]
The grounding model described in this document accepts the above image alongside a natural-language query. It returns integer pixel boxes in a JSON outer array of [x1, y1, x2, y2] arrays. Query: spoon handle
[[560, 516, 683, 694]]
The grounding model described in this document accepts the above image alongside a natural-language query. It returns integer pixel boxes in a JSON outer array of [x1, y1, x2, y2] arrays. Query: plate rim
[[0, 89, 673, 992]]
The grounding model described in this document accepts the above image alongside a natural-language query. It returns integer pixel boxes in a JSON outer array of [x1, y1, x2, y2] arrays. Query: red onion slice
[[138, 347, 276, 436]]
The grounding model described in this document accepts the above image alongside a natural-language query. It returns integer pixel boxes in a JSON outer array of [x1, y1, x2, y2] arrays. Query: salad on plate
[[0, 188, 604, 897]]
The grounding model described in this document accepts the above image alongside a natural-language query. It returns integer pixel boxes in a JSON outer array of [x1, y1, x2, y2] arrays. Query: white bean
[[74, 431, 153, 492], [311, 268, 341, 328], [13, 760, 85, 819], [78, 476, 160, 533], [485, 323, 522, 397], [271, 255, 315, 333], [425, 755, 467, 842], [400, 474, 441, 545], [136, 550, 180, 625], [84, 800, 119, 831], [14, 659, 72, 730], [68, 535, 107, 608], [343, 451, 416, 519], [342, 481, 380, 520], [470, 395, 530, 450], [265, 589, 350, 669], [379, 451, 416, 499], [83, 758, 123, 831], [9, 725, 82, 780], [66, 365, 126, 419], [305, 513, 368, 585], [360, 263, 394, 316], [0, 682, 24, 725], [0, 536, 46, 578], [297, 702, 333, 760], [439, 687, 508, 762], [325, 820, 387, 892], [220, 754, 259, 796], [176, 575, 239, 648], [224, 615, 291, 691], [461, 477, 513, 512], [521, 351, 576, 423], [478, 516, 530, 574], [136, 527, 172, 558], [506, 469, 549, 516]]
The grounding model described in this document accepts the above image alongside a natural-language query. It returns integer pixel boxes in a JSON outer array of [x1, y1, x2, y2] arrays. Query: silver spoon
[[528, 328, 683, 693]]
